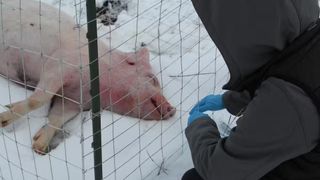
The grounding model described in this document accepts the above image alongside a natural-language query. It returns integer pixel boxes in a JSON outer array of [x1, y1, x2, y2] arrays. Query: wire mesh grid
[[0, 0, 229, 180]]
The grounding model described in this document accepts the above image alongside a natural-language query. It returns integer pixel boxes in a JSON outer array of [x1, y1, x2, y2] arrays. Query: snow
[[0, 0, 231, 180]]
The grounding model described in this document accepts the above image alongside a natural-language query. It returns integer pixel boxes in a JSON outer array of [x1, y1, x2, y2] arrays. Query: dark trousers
[[182, 168, 204, 180]]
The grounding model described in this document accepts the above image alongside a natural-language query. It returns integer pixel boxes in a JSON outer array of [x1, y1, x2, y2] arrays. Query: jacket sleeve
[[185, 78, 319, 180], [222, 90, 251, 116]]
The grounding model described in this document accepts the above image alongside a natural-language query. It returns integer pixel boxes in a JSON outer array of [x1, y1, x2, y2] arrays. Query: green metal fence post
[[86, 0, 103, 179]]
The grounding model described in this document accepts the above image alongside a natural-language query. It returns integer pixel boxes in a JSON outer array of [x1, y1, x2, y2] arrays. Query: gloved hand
[[190, 94, 225, 114], [188, 110, 210, 126]]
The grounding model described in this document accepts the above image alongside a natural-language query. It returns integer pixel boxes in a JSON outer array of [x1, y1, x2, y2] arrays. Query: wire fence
[[0, 0, 229, 180]]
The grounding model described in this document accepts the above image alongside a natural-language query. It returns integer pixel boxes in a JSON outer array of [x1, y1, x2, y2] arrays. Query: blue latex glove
[[190, 94, 225, 114], [188, 110, 210, 126]]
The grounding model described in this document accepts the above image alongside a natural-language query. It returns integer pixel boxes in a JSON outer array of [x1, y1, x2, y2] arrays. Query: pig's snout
[[150, 95, 176, 120], [162, 105, 176, 119]]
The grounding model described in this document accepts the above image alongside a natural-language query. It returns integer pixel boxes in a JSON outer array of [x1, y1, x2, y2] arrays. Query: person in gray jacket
[[183, 0, 320, 180]]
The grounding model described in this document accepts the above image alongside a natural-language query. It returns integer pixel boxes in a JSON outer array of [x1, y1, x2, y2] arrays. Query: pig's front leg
[[0, 90, 56, 127], [0, 67, 62, 127], [32, 97, 80, 155]]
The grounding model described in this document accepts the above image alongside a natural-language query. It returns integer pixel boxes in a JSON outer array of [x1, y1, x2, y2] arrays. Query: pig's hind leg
[[0, 75, 62, 127], [32, 97, 80, 155]]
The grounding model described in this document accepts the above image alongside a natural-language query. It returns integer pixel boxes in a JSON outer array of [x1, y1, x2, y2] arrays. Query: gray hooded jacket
[[186, 0, 320, 180]]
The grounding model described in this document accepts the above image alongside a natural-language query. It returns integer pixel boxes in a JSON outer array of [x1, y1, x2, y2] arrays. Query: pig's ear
[[138, 47, 150, 62]]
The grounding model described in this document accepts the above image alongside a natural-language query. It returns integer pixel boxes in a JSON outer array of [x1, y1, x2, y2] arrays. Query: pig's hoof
[[33, 142, 50, 155], [33, 139, 50, 155], [0, 111, 15, 127], [5, 104, 13, 109], [32, 129, 51, 155]]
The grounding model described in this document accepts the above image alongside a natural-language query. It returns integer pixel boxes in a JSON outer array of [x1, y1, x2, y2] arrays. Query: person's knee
[[182, 168, 204, 180]]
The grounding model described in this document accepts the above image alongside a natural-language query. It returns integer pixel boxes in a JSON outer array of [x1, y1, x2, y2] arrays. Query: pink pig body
[[0, 0, 175, 154]]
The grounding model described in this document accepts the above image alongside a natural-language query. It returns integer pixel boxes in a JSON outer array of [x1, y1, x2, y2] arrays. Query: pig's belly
[[0, 48, 42, 88]]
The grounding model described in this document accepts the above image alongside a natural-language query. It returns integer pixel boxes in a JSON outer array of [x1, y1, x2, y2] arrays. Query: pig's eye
[[125, 59, 135, 65]]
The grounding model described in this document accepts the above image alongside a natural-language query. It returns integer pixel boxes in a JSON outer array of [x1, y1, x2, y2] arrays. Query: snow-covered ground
[[0, 0, 232, 179]]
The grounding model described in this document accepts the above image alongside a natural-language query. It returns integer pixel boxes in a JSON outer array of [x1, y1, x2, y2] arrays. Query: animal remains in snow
[[96, 0, 128, 25], [0, 0, 176, 154]]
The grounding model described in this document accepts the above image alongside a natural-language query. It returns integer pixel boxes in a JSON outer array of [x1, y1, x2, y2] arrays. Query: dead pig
[[0, 0, 176, 154]]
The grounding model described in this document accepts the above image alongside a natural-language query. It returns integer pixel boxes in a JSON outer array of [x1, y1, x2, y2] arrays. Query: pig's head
[[106, 48, 176, 120]]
